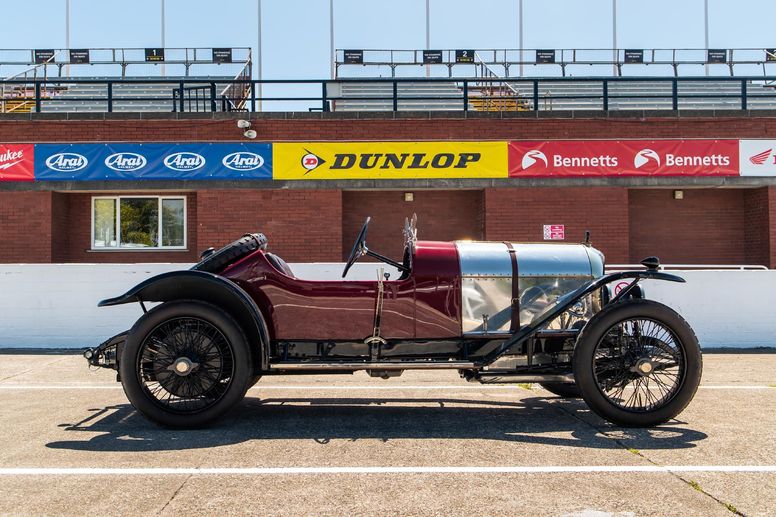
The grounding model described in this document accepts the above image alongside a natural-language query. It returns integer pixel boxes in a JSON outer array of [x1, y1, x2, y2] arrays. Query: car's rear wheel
[[539, 382, 581, 398], [120, 301, 252, 428], [573, 299, 702, 427]]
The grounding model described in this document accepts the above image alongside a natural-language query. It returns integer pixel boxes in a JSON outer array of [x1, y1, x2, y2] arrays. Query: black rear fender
[[98, 270, 270, 373]]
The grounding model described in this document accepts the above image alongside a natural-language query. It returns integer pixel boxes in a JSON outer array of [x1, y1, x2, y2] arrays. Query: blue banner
[[34, 143, 273, 180]]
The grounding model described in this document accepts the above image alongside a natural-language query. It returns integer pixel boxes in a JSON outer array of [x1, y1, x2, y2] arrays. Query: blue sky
[[0, 0, 774, 80]]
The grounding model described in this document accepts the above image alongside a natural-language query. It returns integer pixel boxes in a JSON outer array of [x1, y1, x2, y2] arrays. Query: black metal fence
[[2, 76, 776, 114]]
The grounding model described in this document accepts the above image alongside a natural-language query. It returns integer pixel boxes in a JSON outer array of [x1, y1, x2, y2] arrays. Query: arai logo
[[104, 152, 147, 172], [164, 152, 205, 171], [222, 151, 265, 171], [45, 153, 88, 172]]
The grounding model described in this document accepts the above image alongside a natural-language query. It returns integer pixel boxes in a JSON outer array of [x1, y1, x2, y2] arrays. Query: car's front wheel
[[119, 301, 252, 428], [573, 299, 702, 427]]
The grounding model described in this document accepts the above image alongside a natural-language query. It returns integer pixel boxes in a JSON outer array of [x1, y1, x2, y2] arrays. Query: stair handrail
[[219, 53, 252, 110], [1, 54, 56, 113]]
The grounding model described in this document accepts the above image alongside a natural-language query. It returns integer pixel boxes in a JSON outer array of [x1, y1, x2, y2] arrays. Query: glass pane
[[161, 198, 185, 247], [93, 199, 116, 248], [119, 198, 158, 248]]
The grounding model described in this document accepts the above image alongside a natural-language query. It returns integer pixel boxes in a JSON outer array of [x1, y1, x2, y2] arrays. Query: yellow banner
[[273, 141, 508, 180]]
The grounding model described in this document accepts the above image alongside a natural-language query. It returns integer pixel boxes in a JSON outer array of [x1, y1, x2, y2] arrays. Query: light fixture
[[237, 119, 251, 129], [404, 192, 414, 202], [673, 190, 684, 200], [243, 129, 257, 139]]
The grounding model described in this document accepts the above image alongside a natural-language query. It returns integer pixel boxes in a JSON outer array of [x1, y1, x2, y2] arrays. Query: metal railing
[[336, 48, 776, 78], [3, 76, 776, 113], [0, 47, 252, 78]]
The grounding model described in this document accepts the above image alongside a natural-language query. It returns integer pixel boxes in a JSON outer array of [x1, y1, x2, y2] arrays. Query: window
[[92, 196, 186, 250]]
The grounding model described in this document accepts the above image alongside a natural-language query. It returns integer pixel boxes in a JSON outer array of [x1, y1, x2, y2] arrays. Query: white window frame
[[91, 195, 187, 251]]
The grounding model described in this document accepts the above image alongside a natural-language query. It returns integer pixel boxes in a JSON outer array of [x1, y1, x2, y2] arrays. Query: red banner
[[0, 144, 34, 181], [509, 140, 739, 177]]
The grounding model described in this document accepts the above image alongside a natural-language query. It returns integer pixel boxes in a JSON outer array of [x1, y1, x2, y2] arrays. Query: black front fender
[[99, 270, 270, 371]]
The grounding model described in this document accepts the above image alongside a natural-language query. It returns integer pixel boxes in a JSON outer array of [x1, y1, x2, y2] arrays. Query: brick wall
[[484, 187, 630, 263], [0, 191, 52, 262], [2, 115, 776, 143], [629, 189, 746, 264], [343, 190, 484, 261], [197, 190, 342, 262]]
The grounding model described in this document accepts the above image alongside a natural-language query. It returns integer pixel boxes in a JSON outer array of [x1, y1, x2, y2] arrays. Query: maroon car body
[[86, 217, 703, 429]]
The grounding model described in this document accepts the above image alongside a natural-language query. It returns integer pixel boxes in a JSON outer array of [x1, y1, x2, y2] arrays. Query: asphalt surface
[[0, 353, 774, 516]]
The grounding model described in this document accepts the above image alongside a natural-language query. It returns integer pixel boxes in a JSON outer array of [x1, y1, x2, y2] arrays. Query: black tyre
[[192, 233, 267, 273], [539, 382, 582, 398], [573, 299, 702, 427], [120, 301, 252, 428]]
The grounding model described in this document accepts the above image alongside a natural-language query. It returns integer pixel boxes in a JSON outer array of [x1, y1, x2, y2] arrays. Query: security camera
[[243, 129, 257, 139], [237, 119, 251, 129]]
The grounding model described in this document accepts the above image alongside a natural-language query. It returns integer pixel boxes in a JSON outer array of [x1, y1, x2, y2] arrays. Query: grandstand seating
[[331, 79, 776, 112], [36, 77, 234, 113]]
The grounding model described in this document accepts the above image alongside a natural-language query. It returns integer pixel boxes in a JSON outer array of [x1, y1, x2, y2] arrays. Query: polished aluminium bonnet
[[456, 241, 605, 334]]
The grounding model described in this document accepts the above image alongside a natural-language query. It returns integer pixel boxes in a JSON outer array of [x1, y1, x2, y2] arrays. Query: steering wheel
[[342, 217, 371, 278]]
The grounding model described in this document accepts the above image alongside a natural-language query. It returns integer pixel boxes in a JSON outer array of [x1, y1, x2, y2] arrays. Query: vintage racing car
[[86, 216, 702, 429]]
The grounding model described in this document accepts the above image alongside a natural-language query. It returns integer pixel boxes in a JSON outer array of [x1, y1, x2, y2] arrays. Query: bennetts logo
[[45, 152, 88, 172], [749, 149, 772, 165], [634, 149, 661, 169], [0, 148, 24, 170], [222, 151, 265, 171], [521, 150, 548, 170], [105, 152, 147, 172], [164, 152, 205, 171]]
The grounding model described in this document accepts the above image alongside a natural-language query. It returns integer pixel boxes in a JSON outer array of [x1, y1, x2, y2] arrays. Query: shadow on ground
[[45, 394, 707, 453]]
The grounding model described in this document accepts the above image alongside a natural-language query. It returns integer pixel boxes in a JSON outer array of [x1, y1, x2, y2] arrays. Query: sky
[[0, 0, 774, 80]]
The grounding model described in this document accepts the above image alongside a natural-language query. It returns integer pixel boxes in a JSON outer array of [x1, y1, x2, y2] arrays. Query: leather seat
[[266, 252, 295, 278]]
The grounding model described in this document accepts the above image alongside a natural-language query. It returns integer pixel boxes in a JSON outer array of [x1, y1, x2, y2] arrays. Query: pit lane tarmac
[[0, 353, 774, 516]]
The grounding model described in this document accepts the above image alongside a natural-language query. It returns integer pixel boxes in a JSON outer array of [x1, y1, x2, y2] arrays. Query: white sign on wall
[[543, 224, 565, 240], [739, 140, 776, 176]]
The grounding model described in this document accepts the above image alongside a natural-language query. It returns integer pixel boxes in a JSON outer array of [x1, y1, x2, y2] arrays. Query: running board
[[269, 361, 477, 371], [472, 373, 574, 384]]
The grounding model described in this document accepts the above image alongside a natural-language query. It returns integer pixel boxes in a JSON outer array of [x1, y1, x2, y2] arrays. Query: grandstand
[[3, 46, 776, 114]]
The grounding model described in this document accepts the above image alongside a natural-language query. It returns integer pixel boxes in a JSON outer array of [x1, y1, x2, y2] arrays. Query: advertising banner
[[34, 143, 273, 181], [508, 140, 739, 177], [739, 140, 776, 176], [273, 142, 508, 180], [0, 144, 34, 182]]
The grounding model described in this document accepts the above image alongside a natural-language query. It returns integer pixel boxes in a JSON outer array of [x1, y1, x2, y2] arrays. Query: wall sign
[[68, 49, 90, 64], [455, 50, 475, 63], [343, 50, 364, 64], [145, 48, 165, 62], [509, 140, 739, 177], [624, 49, 644, 64], [543, 225, 565, 241], [212, 48, 232, 63], [273, 142, 507, 180], [707, 49, 727, 64], [34, 143, 272, 181], [0, 144, 34, 182], [536, 50, 556, 63], [423, 50, 443, 64], [34, 49, 55, 64]]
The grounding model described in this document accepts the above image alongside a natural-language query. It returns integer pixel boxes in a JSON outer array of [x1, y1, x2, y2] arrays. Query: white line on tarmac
[[0, 385, 773, 390], [0, 466, 775, 476]]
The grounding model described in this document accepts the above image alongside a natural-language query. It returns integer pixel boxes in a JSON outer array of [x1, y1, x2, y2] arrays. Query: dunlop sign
[[273, 142, 507, 180]]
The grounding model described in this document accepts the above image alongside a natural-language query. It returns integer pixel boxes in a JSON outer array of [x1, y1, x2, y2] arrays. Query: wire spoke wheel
[[138, 317, 235, 414], [592, 317, 685, 413]]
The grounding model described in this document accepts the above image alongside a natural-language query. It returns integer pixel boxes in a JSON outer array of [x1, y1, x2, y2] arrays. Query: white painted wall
[[0, 262, 398, 348], [0, 264, 771, 349]]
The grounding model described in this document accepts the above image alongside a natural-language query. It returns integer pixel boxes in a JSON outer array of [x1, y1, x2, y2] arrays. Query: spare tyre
[[192, 233, 267, 273]]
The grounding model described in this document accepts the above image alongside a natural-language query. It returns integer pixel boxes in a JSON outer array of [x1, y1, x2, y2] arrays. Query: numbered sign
[[145, 48, 165, 62], [455, 50, 474, 63]]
